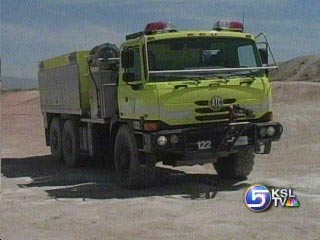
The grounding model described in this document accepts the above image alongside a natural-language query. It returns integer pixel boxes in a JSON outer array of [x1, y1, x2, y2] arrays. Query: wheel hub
[[52, 132, 58, 146], [66, 134, 73, 154], [118, 149, 130, 173]]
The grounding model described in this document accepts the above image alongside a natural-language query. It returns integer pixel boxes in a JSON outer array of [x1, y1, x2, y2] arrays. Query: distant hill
[[270, 55, 320, 82], [1, 76, 38, 90]]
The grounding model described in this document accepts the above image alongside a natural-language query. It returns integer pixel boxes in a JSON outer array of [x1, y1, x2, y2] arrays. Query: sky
[[1, 0, 319, 79]]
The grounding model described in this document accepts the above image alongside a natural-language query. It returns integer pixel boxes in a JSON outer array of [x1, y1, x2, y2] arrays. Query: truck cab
[[116, 21, 282, 170]]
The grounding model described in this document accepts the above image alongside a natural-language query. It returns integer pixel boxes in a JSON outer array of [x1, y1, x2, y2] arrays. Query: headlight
[[157, 136, 167, 146], [259, 127, 268, 137], [267, 126, 276, 136], [170, 134, 179, 144]]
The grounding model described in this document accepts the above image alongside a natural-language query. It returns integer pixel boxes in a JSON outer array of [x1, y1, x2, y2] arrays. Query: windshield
[[147, 37, 263, 81]]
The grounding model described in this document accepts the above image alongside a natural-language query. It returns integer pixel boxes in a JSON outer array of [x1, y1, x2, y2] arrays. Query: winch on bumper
[[137, 121, 283, 164]]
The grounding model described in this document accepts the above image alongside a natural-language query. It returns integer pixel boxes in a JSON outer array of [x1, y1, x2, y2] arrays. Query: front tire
[[114, 125, 155, 189], [213, 150, 255, 178], [62, 120, 80, 167], [49, 117, 63, 162]]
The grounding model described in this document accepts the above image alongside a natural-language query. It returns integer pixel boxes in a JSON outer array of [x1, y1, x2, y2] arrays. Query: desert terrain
[[270, 55, 320, 82], [1, 80, 320, 239]]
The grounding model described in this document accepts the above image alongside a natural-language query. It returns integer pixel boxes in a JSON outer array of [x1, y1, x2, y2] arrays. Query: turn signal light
[[260, 112, 273, 122], [144, 122, 158, 131]]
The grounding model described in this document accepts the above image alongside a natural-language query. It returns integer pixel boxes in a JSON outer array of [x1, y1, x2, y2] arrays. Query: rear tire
[[114, 125, 155, 189], [213, 150, 255, 178], [62, 120, 80, 167], [49, 118, 63, 162]]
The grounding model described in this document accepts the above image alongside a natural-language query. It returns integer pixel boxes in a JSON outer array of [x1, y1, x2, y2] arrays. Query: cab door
[[118, 46, 159, 121]]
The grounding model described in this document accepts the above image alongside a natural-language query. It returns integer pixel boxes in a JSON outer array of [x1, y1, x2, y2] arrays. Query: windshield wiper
[[225, 68, 262, 76], [186, 73, 230, 80], [199, 72, 257, 85], [183, 76, 202, 84], [150, 74, 202, 84]]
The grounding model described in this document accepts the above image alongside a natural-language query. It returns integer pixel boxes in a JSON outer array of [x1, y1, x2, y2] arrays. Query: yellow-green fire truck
[[39, 21, 283, 188]]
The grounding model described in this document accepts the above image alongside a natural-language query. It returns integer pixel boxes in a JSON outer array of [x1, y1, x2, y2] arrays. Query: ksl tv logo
[[244, 184, 300, 212]]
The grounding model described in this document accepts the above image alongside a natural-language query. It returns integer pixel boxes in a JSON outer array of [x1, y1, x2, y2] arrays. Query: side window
[[238, 45, 257, 67], [128, 48, 141, 80]]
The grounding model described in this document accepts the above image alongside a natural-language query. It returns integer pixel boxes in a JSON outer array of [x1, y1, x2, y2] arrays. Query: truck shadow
[[1, 155, 249, 200]]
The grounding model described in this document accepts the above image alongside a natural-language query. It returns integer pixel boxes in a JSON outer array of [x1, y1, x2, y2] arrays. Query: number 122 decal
[[197, 140, 212, 150]]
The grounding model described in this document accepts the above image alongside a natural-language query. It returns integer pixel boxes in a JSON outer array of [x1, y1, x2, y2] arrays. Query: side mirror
[[259, 48, 268, 65], [121, 50, 134, 68], [123, 73, 135, 83]]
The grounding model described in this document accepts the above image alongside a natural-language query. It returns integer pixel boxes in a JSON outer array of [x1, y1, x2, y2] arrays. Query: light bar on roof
[[144, 21, 175, 33], [213, 21, 244, 32], [126, 21, 176, 40]]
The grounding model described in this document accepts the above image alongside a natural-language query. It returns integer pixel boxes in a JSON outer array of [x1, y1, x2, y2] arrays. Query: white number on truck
[[197, 140, 212, 150]]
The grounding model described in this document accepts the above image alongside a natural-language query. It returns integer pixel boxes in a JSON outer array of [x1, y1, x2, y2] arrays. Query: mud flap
[[255, 141, 272, 154]]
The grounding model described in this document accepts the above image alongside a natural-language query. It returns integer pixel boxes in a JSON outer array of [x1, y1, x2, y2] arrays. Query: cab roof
[[122, 30, 255, 48]]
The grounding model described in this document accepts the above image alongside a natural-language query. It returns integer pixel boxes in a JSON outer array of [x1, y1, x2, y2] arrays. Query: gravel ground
[[1, 82, 320, 240]]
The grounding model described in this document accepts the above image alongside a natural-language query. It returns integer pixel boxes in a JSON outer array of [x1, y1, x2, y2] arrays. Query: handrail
[[149, 66, 278, 74], [255, 32, 278, 66]]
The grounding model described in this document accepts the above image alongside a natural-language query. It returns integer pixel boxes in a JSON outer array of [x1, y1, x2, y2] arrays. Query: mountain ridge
[[270, 55, 320, 82]]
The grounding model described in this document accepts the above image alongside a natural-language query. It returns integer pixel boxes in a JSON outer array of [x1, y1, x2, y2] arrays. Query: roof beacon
[[126, 21, 177, 40], [213, 21, 244, 32], [144, 21, 176, 34]]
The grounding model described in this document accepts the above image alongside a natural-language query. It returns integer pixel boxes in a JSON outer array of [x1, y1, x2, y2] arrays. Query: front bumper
[[137, 121, 283, 163]]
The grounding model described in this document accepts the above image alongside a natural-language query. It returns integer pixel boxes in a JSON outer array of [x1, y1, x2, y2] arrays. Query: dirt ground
[[1, 82, 320, 240]]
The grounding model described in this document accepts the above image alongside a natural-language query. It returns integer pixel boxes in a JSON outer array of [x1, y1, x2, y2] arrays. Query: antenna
[[242, 12, 246, 28]]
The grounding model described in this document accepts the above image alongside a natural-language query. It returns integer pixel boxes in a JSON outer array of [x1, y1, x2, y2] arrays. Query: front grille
[[194, 98, 236, 122], [194, 98, 236, 106], [194, 100, 209, 106], [195, 114, 230, 121], [195, 106, 230, 114]]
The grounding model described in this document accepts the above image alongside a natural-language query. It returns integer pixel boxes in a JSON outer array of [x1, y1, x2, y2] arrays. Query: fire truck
[[38, 21, 283, 188]]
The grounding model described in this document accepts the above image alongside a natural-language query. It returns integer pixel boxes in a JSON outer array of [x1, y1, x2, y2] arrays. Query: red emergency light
[[126, 21, 176, 40], [144, 21, 175, 33], [213, 21, 244, 32]]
